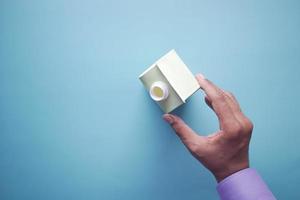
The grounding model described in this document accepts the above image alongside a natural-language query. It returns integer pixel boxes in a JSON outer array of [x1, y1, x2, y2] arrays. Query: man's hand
[[163, 74, 253, 182]]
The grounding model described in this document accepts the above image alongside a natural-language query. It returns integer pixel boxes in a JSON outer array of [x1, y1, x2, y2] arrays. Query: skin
[[163, 74, 253, 182]]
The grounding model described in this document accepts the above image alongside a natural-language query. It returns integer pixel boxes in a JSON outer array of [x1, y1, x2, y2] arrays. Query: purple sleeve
[[217, 168, 276, 200]]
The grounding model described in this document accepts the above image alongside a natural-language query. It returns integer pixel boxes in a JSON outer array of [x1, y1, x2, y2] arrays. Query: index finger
[[195, 74, 235, 125]]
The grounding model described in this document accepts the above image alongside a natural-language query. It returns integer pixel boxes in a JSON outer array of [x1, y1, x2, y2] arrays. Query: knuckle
[[224, 118, 253, 141], [226, 122, 243, 138], [215, 92, 226, 102], [243, 118, 254, 134], [232, 122, 243, 133]]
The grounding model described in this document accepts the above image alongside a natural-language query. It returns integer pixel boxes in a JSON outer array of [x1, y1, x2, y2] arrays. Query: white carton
[[139, 50, 200, 113]]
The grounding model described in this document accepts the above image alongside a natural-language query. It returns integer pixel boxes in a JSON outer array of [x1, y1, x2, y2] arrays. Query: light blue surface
[[1, 0, 300, 199]]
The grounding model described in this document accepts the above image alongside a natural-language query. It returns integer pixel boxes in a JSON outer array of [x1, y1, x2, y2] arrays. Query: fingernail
[[163, 114, 174, 124], [196, 73, 206, 80]]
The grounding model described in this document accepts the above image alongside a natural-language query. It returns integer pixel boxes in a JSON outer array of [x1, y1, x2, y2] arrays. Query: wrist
[[214, 161, 249, 182]]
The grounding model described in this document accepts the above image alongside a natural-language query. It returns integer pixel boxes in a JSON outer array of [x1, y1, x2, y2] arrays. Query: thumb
[[163, 114, 199, 142]]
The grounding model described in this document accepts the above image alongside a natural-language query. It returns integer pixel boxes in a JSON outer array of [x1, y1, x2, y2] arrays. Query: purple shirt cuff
[[217, 168, 276, 200]]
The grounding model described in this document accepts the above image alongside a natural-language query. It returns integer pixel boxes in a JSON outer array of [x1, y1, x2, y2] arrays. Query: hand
[[163, 74, 253, 182]]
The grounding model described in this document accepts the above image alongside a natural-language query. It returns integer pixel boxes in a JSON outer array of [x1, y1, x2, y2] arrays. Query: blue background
[[1, 0, 300, 199]]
